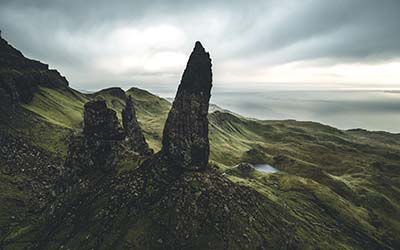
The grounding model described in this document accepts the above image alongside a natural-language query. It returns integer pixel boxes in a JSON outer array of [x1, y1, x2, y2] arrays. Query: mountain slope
[[2, 84, 399, 249], [0, 37, 399, 249]]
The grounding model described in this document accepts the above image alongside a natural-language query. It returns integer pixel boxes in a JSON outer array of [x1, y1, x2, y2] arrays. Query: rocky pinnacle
[[63, 100, 124, 176], [83, 100, 124, 140], [161, 41, 212, 170], [122, 96, 152, 156]]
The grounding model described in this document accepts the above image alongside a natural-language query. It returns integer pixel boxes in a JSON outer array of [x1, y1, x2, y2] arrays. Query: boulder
[[237, 162, 256, 174]]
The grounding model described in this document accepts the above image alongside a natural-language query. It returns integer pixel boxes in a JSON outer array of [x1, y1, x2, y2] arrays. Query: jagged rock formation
[[33, 42, 296, 249], [0, 35, 68, 106], [84, 100, 124, 140], [63, 97, 153, 180], [65, 100, 124, 175], [122, 96, 153, 155], [11, 41, 398, 250], [162, 41, 212, 170]]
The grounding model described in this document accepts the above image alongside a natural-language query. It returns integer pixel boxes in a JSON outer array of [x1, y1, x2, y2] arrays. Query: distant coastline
[[384, 90, 400, 94]]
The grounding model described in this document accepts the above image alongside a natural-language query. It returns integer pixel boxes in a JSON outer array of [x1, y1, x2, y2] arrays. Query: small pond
[[254, 164, 279, 173]]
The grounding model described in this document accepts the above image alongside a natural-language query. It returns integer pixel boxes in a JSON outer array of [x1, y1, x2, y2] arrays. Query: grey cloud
[[237, 0, 400, 62], [0, 0, 399, 89]]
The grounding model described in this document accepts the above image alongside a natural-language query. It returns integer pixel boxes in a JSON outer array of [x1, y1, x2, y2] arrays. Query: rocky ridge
[[0, 34, 68, 107]]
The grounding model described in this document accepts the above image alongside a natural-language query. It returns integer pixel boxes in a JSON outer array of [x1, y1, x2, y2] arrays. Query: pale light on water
[[134, 84, 400, 133], [254, 164, 279, 173], [210, 90, 400, 133]]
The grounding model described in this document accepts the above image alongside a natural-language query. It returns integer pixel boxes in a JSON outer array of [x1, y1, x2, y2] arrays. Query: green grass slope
[[0, 85, 399, 249]]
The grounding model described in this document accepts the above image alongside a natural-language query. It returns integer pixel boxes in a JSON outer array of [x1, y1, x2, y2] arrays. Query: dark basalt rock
[[28, 42, 299, 249], [237, 162, 256, 174], [161, 41, 212, 170], [0, 130, 64, 210], [83, 100, 125, 140], [64, 134, 119, 175], [122, 96, 153, 156], [65, 100, 124, 175], [0, 35, 68, 106]]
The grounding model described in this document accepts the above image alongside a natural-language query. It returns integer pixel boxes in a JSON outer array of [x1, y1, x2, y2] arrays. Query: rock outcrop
[[0, 35, 68, 107], [122, 96, 153, 156], [27, 42, 298, 249], [237, 162, 256, 174], [83, 100, 124, 140], [65, 100, 124, 175], [161, 41, 212, 170]]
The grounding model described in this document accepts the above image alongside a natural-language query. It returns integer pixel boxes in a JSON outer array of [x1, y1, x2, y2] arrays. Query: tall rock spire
[[122, 96, 152, 156], [161, 41, 212, 170]]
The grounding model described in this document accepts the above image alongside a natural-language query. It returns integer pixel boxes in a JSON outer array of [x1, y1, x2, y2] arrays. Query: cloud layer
[[1, 0, 399, 90]]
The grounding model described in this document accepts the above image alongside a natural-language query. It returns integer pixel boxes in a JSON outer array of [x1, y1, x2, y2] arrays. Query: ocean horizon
[[130, 85, 400, 133]]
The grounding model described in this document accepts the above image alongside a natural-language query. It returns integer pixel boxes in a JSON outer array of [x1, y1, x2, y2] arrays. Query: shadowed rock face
[[162, 41, 212, 170], [0, 35, 68, 106], [64, 100, 124, 175], [83, 100, 124, 140], [122, 96, 153, 156]]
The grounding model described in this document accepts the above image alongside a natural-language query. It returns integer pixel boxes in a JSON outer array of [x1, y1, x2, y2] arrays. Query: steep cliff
[[0, 34, 68, 107]]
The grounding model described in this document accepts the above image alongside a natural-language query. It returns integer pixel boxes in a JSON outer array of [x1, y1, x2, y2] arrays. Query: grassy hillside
[[0, 85, 399, 249]]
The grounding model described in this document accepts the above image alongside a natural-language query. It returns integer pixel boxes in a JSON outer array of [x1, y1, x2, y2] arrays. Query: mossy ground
[[0, 86, 399, 249]]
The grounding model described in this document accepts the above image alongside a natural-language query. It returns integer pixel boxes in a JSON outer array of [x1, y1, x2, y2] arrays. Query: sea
[[130, 84, 400, 133]]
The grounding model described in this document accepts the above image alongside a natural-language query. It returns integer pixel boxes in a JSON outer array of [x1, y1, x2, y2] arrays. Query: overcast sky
[[1, 0, 399, 90]]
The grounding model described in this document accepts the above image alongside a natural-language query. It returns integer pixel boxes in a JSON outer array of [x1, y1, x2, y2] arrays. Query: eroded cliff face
[[0, 35, 68, 106], [161, 41, 212, 170]]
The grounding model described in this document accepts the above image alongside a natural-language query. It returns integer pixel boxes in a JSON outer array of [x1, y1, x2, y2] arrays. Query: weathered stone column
[[122, 96, 152, 156], [83, 100, 124, 140], [161, 41, 212, 170], [65, 100, 124, 175]]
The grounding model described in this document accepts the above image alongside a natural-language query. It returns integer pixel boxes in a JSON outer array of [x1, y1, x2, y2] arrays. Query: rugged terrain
[[0, 35, 399, 250]]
